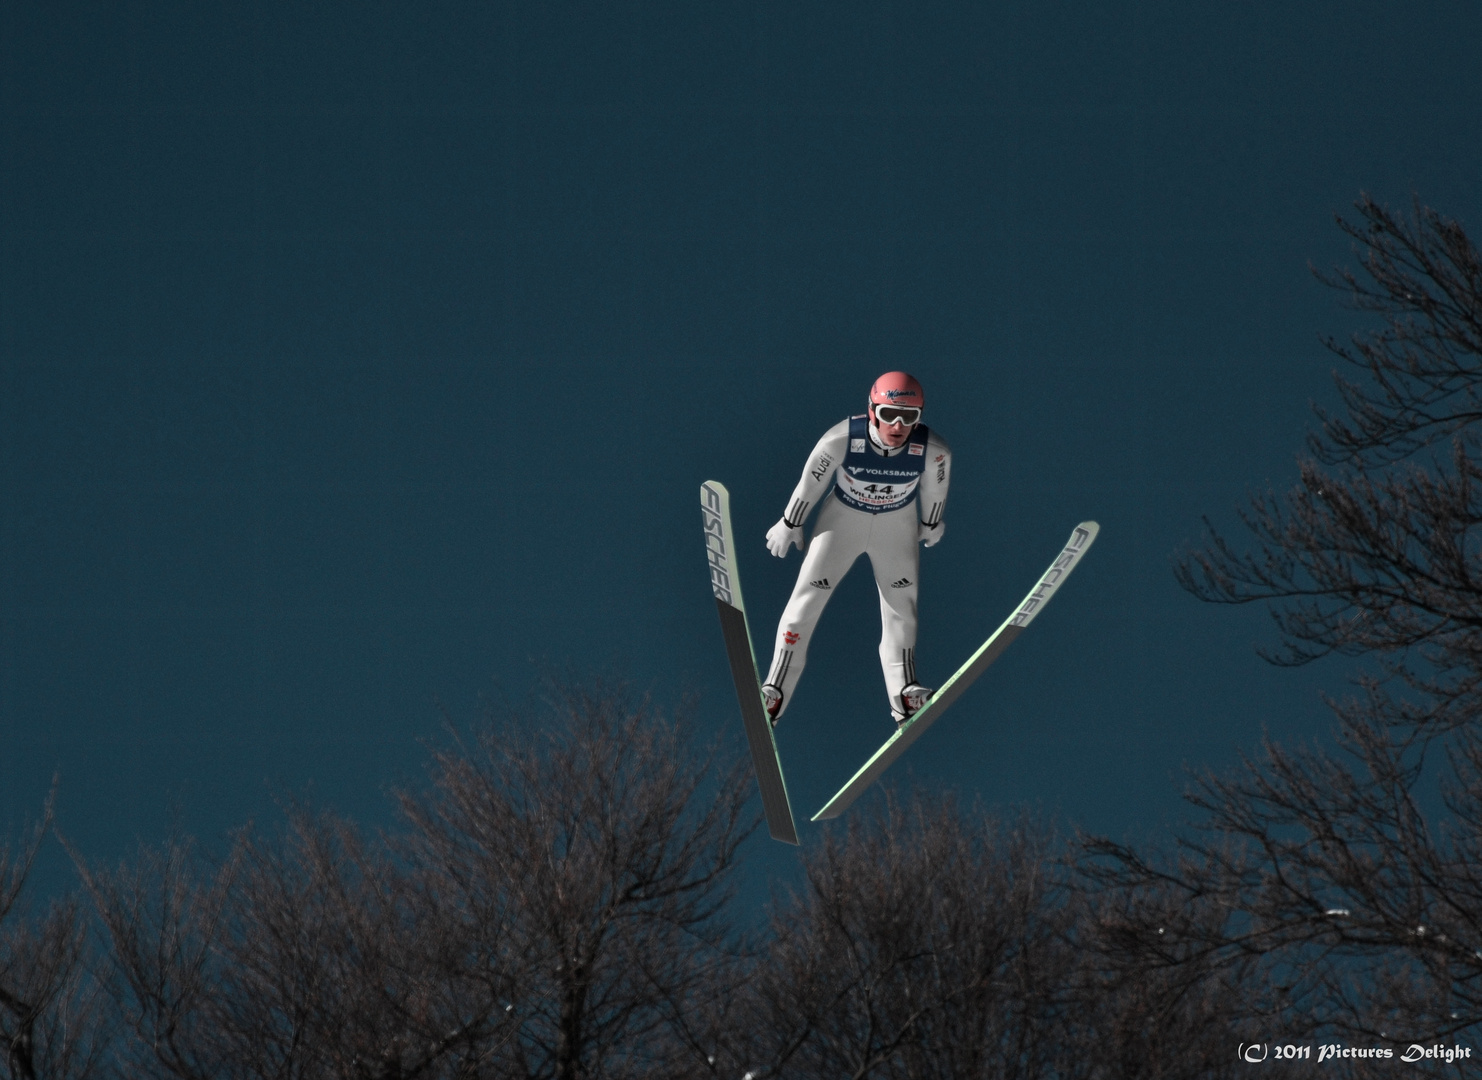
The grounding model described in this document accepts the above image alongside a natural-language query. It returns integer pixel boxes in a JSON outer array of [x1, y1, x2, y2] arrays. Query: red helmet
[[868, 372, 924, 428], [869, 371, 924, 409]]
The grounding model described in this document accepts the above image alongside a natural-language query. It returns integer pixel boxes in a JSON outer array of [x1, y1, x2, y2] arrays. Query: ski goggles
[[874, 404, 922, 426]]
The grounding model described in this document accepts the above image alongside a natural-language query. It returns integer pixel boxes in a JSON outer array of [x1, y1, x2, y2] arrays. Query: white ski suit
[[766, 414, 951, 721]]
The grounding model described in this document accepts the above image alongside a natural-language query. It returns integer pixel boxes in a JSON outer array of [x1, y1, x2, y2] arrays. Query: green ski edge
[[701, 481, 799, 845], [812, 521, 1100, 822]]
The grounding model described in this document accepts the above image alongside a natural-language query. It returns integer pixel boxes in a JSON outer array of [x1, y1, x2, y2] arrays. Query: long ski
[[812, 521, 1100, 821], [701, 481, 799, 845]]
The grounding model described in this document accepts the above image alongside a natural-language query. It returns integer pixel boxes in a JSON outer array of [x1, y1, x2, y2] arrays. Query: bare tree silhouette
[[1093, 197, 1482, 1055], [80, 681, 753, 1080], [729, 793, 1073, 1080], [395, 681, 756, 1080], [0, 794, 110, 1080]]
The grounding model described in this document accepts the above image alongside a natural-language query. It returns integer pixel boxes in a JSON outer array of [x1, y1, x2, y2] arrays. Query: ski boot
[[761, 683, 784, 728], [896, 683, 934, 729]]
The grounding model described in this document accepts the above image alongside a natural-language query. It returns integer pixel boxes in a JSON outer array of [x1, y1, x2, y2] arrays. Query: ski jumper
[[766, 415, 952, 721]]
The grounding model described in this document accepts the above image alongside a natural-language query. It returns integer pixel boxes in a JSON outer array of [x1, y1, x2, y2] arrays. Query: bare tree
[[0, 796, 110, 1080], [1095, 196, 1482, 1054], [1177, 195, 1482, 734], [75, 680, 752, 1080], [730, 792, 1077, 1080], [396, 680, 756, 1080], [210, 810, 519, 1079], [81, 811, 519, 1080], [76, 833, 239, 1080], [1075, 835, 1319, 1077], [1085, 724, 1482, 1046]]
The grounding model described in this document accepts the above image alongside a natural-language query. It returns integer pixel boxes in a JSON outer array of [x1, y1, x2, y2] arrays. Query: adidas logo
[[890, 577, 912, 588], [810, 578, 831, 589]]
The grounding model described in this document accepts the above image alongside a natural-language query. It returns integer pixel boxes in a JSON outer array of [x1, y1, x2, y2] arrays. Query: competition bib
[[832, 415, 929, 515]]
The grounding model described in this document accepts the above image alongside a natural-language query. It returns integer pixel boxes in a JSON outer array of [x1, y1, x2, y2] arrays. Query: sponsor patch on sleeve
[[850, 438, 867, 453], [908, 443, 925, 455]]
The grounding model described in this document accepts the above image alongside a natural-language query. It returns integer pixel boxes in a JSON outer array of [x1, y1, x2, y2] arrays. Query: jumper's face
[[871, 404, 920, 448]]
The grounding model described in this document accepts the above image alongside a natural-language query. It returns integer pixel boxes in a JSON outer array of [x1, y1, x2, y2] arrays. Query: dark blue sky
[[4, 2, 1481, 895]]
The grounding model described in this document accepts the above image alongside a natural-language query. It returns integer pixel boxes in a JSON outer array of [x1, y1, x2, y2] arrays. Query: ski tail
[[702, 481, 799, 845], [812, 521, 1099, 821]]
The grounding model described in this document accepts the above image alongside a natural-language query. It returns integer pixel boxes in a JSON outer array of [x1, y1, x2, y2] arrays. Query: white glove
[[766, 518, 805, 558], [918, 519, 945, 547]]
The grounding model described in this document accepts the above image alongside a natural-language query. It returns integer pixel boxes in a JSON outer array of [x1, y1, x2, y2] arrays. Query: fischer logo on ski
[[700, 481, 799, 845], [1009, 524, 1094, 627], [701, 486, 735, 606]]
